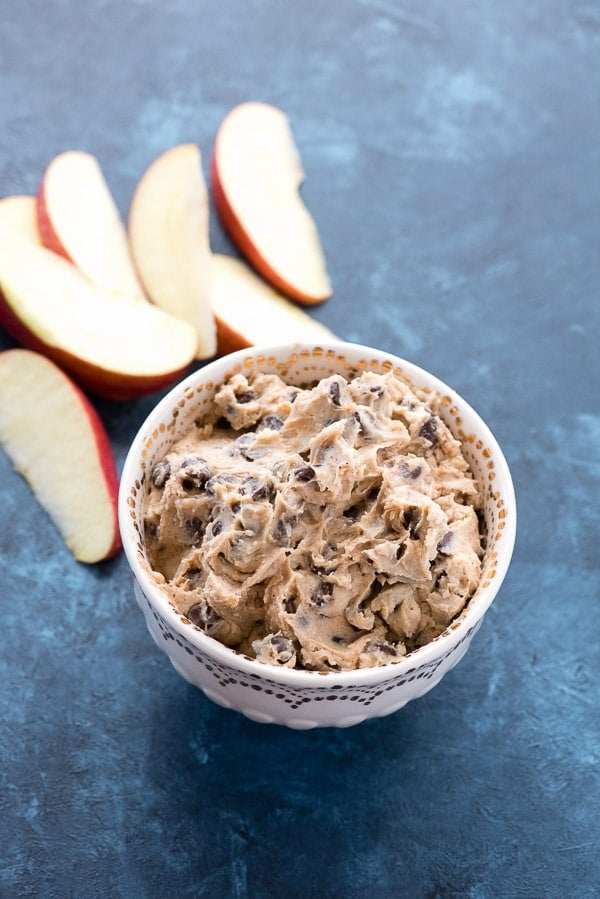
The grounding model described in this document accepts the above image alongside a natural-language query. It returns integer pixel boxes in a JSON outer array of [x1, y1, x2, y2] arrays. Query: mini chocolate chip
[[351, 411, 365, 436], [259, 414, 284, 431], [240, 476, 258, 495], [294, 465, 315, 482], [252, 483, 272, 501], [263, 633, 295, 664], [375, 642, 397, 657], [308, 558, 336, 576], [419, 416, 438, 445], [396, 543, 406, 560], [273, 518, 292, 545], [205, 476, 218, 497], [184, 567, 203, 588], [283, 595, 297, 614], [184, 517, 203, 542], [238, 476, 272, 501], [235, 433, 253, 452], [181, 455, 204, 470], [151, 461, 171, 489], [272, 512, 298, 545], [310, 580, 334, 608], [235, 434, 264, 461], [187, 600, 221, 631], [434, 571, 447, 590], [178, 456, 211, 491], [369, 385, 384, 397], [332, 635, 347, 645], [437, 531, 454, 554], [210, 519, 223, 537], [329, 381, 341, 405], [399, 461, 422, 480], [402, 506, 422, 537], [231, 501, 241, 514], [235, 389, 256, 404]]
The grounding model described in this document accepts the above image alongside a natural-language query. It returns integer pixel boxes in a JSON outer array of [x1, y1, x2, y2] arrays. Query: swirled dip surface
[[143, 370, 483, 671]]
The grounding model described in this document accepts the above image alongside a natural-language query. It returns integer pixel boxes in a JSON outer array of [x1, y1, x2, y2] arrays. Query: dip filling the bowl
[[143, 369, 484, 671]]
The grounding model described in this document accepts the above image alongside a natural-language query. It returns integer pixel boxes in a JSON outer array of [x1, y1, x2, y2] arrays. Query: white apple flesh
[[212, 254, 335, 355], [128, 144, 216, 359], [211, 102, 332, 306], [0, 240, 197, 400], [0, 195, 43, 244], [37, 150, 146, 298], [0, 348, 121, 563]]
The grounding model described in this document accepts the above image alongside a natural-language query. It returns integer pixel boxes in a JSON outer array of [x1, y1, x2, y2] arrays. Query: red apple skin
[[0, 287, 191, 401], [68, 378, 122, 560], [36, 180, 72, 261], [214, 315, 253, 356], [210, 153, 328, 308]]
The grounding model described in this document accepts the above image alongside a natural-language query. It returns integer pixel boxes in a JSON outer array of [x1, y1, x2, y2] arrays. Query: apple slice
[[0, 239, 196, 400], [212, 254, 335, 355], [0, 195, 42, 244], [128, 144, 216, 360], [211, 102, 332, 306], [37, 150, 146, 298], [0, 348, 121, 563]]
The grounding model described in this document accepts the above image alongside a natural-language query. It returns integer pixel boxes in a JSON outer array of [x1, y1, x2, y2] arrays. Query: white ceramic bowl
[[119, 342, 516, 729]]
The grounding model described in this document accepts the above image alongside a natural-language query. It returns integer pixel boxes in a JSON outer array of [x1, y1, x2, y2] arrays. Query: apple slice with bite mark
[[0, 348, 121, 563], [0, 195, 43, 244], [0, 239, 196, 400], [212, 253, 335, 355], [37, 150, 146, 298], [211, 102, 332, 306], [128, 144, 216, 360]]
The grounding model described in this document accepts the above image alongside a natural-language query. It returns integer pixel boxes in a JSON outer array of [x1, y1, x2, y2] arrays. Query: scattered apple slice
[[0, 239, 196, 400], [128, 144, 216, 360], [37, 150, 146, 298], [0, 195, 42, 244], [211, 102, 332, 306], [0, 348, 121, 563], [212, 254, 335, 355]]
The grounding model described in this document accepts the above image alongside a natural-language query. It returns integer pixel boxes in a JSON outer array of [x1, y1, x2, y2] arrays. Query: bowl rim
[[119, 340, 517, 688]]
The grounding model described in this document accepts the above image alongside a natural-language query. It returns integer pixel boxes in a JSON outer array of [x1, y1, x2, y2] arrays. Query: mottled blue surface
[[1, 2, 599, 897]]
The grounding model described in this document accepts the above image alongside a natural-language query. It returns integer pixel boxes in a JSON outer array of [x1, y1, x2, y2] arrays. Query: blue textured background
[[1, 2, 599, 897]]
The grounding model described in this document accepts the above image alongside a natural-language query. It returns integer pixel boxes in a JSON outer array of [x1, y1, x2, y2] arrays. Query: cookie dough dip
[[143, 369, 484, 672]]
